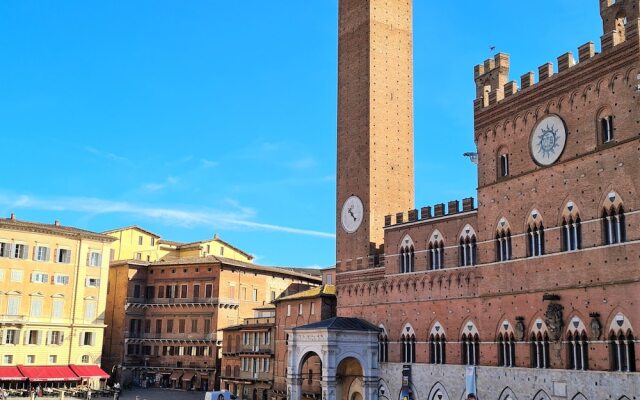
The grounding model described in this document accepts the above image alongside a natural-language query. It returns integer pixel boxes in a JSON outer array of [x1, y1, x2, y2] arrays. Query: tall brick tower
[[336, 0, 415, 273]]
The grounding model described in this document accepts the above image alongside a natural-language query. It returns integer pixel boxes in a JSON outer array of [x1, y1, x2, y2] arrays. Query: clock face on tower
[[341, 195, 364, 234], [530, 115, 567, 166]]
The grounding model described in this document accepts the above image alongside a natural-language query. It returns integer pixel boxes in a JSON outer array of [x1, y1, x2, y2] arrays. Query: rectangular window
[[157, 285, 164, 298], [229, 284, 235, 299], [204, 319, 211, 333], [252, 288, 258, 302], [193, 284, 200, 299], [326, 275, 332, 285], [205, 284, 213, 298], [150, 237, 155, 246], [191, 319, 198, 333], [27, 330, 40, 345], [10, 269, 23, 282], [26, 355, 36, 364], [85, 277, 101, 288], [270, 290, 276, 301], [500, 154, 509, 177], [133, 285, 141, 298], [3, 355, 13, 364], [144, 319, 151, 334], [31, 272, 49, 284], [50, 331, 64, 345], [311, 303, 315, 315], [166, 320, 174, 333], [145, 286, 155, 299], [298, 304, 303, 315], [138, 236, 143, 245], [287, 305, 291, 317], [179, 319, 185, 333], [49, 355, 57, 364], [0, 242, 11, 258], [84, 301, 96, 321], [14, 243, 28, 259], [7, 296, 20, 316], [241, 287, 247, 300], [135, 252, 142, 260], [155, 320, 162, 334], [57, 248, 71, 263], [181, 285, 188, 298], [54, 274, 70, 285], [30, 298, 43, 317], [87, 251, 102, 267], [35, 246, 50, 262], [5, 330, 18, 345], [220, 247, 224, 256], [52, 299, 64, 319], [82, 332, 95, 346]]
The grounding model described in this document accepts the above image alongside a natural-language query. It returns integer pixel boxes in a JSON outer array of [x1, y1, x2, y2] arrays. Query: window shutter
[[8, 244, 14, 259], [60, 332, 64, 344], [45, 248, 50, 262], [96, 279, 101, 287], [91, 333, 96, 346], [23, 330, 28, 345], [43, 274, 49, 282], [37, 331, 43, 345], [79, 332, 84, 346], [32, 246, 38, 261], [86, 252, 91, 266], [85, 278, 90, 287], [97, 253, 103, 266], [0, 330, 4, 344], [47, 331, 51, 345], [22, 245, 29, 260], [53, 248, 58, 263]]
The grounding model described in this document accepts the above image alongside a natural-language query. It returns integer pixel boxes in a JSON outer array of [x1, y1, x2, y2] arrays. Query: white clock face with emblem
[[530, 115, 567, 166], [341, 195, 364, 234]]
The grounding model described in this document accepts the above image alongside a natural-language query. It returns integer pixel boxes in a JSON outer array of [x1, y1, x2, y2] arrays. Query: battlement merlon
[[474, 53, 510, 104]]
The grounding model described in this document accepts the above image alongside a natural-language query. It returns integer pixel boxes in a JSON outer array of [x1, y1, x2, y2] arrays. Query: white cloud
[[288, 157, 317, 170], [84, 146, 128, 163], [0, 193, 335, 239], [200, 159, 219, 168], [141, 176, 179, 192]]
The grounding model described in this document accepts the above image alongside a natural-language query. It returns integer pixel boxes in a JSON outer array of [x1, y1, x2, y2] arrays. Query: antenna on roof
[[463, 152, 478, 165]]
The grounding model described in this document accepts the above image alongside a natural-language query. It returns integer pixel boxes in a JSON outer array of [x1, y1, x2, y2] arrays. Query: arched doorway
[[336, 357, 363, 400], [252, 389, 257, 400], [299, 351, 323, 396]]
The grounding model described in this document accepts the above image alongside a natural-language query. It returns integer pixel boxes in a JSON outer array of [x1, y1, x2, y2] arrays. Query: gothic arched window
[[602, 192, 626, 245], [399, 236, 415, 274], [609, 314, 636, 372], [561, 202, 581, 252], [527, 210, 545, 257], [428, 230, 444, 270], [567, 318, 588, 370], [459, 225, 477, 267]]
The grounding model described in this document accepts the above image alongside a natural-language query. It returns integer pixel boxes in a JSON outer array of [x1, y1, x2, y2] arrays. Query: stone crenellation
[[474, 0, 640, 110], [385, 197, 475, 227]]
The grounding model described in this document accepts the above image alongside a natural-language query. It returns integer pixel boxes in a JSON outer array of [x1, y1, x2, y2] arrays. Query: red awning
[[0, 367, 26, 381], [69, 365, 110, 379], [17, 366, 80, 382]]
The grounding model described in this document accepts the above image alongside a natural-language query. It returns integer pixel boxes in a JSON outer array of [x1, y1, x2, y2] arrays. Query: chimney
[[54, 220, 60, 226], [10, 213, 15, 221]]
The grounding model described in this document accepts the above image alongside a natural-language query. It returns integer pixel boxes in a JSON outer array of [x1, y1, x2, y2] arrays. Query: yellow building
[[104, 226, 254, 263], [0, 214, 114, 386]]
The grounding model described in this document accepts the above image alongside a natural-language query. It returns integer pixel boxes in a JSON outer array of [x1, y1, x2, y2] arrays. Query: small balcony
[[0, 315, 27, 324], [126, 297, 239, 308]]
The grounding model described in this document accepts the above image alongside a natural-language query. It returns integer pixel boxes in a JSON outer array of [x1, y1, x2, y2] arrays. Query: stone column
[[363, 377, 379, 400], [321, 377, 337, 400], [286, 375, 303, 400]]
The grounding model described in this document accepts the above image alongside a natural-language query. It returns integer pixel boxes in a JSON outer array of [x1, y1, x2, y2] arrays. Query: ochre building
[[0, 214, 114, 387], [287, 1, 640, 399]]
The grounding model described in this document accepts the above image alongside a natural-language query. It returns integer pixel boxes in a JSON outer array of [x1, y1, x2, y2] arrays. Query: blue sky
[[0, 1, 601, 268]]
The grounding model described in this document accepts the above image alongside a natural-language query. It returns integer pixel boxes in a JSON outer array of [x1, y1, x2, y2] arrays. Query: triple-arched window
[[496, 218, 512, 262], [567, 318, 589, 370], [378, 326, 389, 363], [459, 225, 477, 267], [428, 231, 444, 270], [401, 324, 416, 363], [429, 323, 446, 364], [561, 202, 582, 252], [609, 314, 636, 372], [497, 321, 515, 367], [461, 322, 480, 366], [530, 319, 550, 369], [602, 192, 626, 245], [399, 236, 415, 274], [527, 210, 545, 257]]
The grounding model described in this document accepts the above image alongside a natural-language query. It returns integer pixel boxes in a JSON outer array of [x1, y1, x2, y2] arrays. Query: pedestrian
[[87, 389, 92, 400], [30, 388, 36, 400], [467, 394, 477, 400]]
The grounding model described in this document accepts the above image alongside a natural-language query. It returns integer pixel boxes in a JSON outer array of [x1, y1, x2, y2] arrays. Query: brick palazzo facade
[[287, 0, 640, 399], [102, 257, 320, 391]]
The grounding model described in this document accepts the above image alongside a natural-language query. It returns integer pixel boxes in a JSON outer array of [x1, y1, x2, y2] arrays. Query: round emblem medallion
[[530, 115, 567, 166]]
